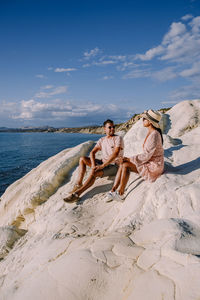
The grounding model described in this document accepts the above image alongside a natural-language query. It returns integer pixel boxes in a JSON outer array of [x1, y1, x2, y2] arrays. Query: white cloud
[[83, 47, 100, 59], [0, 101, 18, 114], [181, 14, 193, 21], [35, 86, 68, 98], [36, 74, 45, 79], [152, 67, 177, 81], [180, 62, 200, 77], [135, 22, 187, 62], [52, 111, 86, 117], [41, 85, 54, 90], [161, 100, 179, 104], [170, 84, 200, 100], [130, 15, 200, 85], [135, 16, 200, 64], [82, 63, 91, 68], [123, 68, 151, 79], [79, 16, 200, 91], [189, 16, 200, 33], [94, 60, 116, 66], [107, 55, 126, 61], [73, 103, 102, 113], [4, 99, 130, 126], [102, 76, 113, 80], [54, 68, 77, 72], [82, 60, 117, 68], [82, 51, 130, 70], [122, 66, 177, 82], [117, 62, 137, 71], [82, 51, 126, 69], [0, 98, 132, 126], [10, 99, 78, 120], [160, 31, 200, 62], [162, 22, 186, 44], [135, 45, 164, 61]]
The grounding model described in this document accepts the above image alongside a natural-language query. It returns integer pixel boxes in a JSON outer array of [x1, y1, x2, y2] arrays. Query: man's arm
[[95, 147, 121, 170], [90, 146, 100, 169]]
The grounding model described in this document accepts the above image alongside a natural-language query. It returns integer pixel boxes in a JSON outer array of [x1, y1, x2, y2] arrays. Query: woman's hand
[[123, 157, 130, 162], [118, 157, 124, 164], [119, 157, 130, 164]]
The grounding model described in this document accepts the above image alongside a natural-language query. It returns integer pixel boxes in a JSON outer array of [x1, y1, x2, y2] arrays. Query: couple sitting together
[[63, 109, 164, 203]]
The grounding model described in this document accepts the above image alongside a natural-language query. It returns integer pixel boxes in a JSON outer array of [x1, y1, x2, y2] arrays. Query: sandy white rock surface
[[1, 100, 200, 299]]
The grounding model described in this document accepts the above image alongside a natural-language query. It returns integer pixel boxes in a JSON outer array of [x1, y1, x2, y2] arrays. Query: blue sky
[[0, 0, 200, 127]]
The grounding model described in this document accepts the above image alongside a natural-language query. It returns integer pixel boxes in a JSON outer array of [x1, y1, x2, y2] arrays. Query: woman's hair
[[154, 127, 163, 144]]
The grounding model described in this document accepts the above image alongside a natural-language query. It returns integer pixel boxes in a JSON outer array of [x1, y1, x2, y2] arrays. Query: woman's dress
[[130, 130, 164, 182]]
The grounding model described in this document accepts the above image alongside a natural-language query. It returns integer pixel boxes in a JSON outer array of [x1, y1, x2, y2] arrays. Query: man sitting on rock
[[63, 119, 124, 203]]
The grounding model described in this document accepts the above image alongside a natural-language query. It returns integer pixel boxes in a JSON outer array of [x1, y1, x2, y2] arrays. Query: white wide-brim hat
[[141, 109, 162, 128]]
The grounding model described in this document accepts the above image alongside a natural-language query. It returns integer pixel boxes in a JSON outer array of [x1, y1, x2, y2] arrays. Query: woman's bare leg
[[76, 156, 91, 186], [111, 164, 123, 192], [118, 162, 138, 195]]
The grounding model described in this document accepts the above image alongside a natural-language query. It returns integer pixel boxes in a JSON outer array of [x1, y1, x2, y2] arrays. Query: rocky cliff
[[1, 100, 200, 300]]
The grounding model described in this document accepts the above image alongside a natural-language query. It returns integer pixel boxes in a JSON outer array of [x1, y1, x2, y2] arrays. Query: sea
[[0, 132, 102, 197]]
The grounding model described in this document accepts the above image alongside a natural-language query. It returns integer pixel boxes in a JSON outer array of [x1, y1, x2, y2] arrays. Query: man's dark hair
[[103, 119, 114, 127]]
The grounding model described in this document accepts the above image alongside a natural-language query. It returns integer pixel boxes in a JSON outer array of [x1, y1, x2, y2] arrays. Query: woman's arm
[[130, 132, 158, 165]]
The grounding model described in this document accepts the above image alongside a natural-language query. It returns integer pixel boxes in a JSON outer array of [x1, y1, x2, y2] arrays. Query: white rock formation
[[0, 100, 200, 300]]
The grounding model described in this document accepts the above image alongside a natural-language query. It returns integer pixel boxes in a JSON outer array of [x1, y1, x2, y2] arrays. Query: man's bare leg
[[118, 162, 138, 195], [76, 169, 103, 196], [76, 156, 91, 186]]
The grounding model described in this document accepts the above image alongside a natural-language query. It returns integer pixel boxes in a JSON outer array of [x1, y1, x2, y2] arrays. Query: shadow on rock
[[162, 113, 172, 134], [79, 183, 113, 203], [164, 144, 186, 159], [165, 157, 200, 175], [126, 178, 144, 197]]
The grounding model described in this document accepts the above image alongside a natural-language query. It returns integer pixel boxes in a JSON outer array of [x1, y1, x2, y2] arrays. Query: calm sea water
[[0, 132, 102, 196]]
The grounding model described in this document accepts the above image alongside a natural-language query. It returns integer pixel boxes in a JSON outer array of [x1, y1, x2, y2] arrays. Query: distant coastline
[[0, 108, 170, 134]]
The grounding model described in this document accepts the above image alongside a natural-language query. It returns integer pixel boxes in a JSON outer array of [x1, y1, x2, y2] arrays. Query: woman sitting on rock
[[107, 109, 164, 201]]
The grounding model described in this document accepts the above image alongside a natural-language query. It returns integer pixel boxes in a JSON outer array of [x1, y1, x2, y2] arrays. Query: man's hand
[[93, 164, 105, 171], [91, 164, 96, 170]]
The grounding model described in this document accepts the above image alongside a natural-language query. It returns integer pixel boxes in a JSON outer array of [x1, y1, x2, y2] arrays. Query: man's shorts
[[95, 159, 118, 177]]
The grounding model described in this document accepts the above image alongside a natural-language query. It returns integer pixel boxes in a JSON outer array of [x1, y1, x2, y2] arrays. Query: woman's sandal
[[63, 192, 80, 203]]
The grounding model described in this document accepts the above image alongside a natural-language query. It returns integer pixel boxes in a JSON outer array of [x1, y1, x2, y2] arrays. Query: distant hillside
[[0, 126, 55, 133]]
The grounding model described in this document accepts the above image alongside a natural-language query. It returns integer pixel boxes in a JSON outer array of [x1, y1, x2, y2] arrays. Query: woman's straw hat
[[141, 109, 162, 128]]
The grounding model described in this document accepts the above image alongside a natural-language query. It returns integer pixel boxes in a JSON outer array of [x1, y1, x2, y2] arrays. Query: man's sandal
[[63, 192, 80, 203], [70, 183, 83, 194]]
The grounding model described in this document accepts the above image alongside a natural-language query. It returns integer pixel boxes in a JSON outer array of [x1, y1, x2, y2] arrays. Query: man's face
[[104, 122, 115, 136]]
